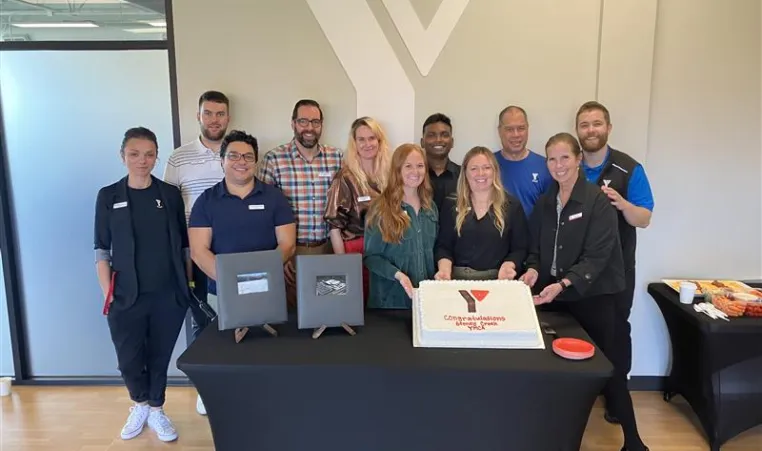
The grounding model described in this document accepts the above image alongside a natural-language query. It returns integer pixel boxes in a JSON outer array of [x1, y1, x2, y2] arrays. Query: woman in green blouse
[[363, 143, 438, 309]]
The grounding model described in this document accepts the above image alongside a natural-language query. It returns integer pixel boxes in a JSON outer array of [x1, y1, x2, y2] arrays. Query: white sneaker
[[196, 394, 207, 415], [120, 404, 149, 440], [147, 408, 178, 442]]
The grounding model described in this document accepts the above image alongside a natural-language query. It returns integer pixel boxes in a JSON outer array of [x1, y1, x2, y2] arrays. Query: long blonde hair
[[343, 117, 390, 192], [454, 146, 507, 236], [366, 143, 433, 244]]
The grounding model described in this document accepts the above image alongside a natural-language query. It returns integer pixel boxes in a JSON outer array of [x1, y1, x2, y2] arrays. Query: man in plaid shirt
[[258, 99, 342, 308]]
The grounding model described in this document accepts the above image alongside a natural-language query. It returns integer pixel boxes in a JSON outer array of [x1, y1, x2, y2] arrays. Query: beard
[[580, 133, 608, 152], [296, 130, 319, 149], [201, 125, 226, 141]]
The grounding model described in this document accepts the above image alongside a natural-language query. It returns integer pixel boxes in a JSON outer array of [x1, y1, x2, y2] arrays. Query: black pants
[[560, 293, 646, 450], [188, 262, 211, 342], [107, 290, 187, 407], [616, 268, 636, 375]]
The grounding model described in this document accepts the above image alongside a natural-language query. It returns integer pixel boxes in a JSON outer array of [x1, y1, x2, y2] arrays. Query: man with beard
[[163, 90, 229, 416], [575, 101, 654, 425], [258, 99, 342, 308], [421, 113, 460, 211], [494, 105, 552, 217]]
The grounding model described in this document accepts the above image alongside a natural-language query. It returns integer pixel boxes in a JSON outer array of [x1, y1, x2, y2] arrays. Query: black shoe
[[604, 410, 621, 424]]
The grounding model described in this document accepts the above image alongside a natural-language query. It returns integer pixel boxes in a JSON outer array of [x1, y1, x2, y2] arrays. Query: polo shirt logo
[[155, 199, 163, 209], [531, 173, 539, 183], [603, 179, 611, 187]]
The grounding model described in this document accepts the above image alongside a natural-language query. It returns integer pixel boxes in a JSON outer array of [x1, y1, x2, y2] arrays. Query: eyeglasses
[[226, 152, 256, 163], [295, 118, 322, 128]]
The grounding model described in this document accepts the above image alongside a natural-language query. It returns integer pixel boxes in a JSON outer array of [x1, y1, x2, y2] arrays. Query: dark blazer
[[525, 174, 624, 301], [94, 175, 190, 308]]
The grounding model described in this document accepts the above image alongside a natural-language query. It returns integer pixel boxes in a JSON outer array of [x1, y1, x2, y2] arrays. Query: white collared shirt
[[163, 136, 224, 222]]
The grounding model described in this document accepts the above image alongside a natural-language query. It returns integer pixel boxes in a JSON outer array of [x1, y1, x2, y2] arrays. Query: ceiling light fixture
[[142, 20, 167, 27], [12, 22, 99, 28], [125, 27, 167, 34]]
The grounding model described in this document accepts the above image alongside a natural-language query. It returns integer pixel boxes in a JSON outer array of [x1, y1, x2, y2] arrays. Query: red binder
[[102, 272, 116, 316]]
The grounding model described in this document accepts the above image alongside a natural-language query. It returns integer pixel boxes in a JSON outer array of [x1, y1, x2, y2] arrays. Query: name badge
[[249, 204, 265, 210], [569, 212, 583, 221], [357, 195, 371, 202], [318, 172, 332, 178], [113, 201, 128, 209]]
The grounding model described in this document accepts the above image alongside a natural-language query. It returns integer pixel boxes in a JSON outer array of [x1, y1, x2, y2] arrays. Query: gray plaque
[[296, 254, 365, 329], [215, 249, 287, 331]]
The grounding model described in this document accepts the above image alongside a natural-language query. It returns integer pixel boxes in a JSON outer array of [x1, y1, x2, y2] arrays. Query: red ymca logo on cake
[[437, 289, 506, 331], [458, 289, 489, 312]]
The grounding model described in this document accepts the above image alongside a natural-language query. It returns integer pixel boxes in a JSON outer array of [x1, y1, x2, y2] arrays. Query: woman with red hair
[[363, 143, 437, 309]]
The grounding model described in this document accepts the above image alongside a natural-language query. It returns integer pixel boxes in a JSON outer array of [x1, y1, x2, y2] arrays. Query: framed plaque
[[215, 249, 287, 334], [296, 253, 364, 335]]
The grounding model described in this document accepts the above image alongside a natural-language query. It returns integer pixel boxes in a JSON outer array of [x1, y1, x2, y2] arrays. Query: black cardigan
[[94, 175, 190, 308], [525, 175, 625, 300]]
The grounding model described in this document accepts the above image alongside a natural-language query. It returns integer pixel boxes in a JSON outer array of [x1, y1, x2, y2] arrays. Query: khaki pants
[[452, 266, 498, 281], [286, 242, 332, 310], [206, 293, 219, 315]]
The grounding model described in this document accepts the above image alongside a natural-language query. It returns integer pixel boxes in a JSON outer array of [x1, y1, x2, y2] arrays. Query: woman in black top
[[93, 127, 190, 443], [518, 132, 649, 451], [434, 146, 528, 281]]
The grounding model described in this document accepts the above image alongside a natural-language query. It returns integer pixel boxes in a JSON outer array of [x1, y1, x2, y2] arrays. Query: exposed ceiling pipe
[[0, 10, 159, 16], [4, 0, 56, 14]]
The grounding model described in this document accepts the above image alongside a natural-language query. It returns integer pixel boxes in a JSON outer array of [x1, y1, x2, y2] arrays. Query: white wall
[[171, 0, 762, 376], [635, 0, 762, 375]]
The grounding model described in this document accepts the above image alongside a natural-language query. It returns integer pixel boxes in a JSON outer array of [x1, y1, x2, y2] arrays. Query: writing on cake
[[444, 314, 506, 330]]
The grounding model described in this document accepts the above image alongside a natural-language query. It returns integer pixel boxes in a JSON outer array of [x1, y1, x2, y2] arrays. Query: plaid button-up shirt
[[258, 139, 343, 243]]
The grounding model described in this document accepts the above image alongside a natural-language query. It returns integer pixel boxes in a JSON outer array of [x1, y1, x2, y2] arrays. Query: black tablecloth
[[177, 310, 612, 451], [648, 282, 762, 451]]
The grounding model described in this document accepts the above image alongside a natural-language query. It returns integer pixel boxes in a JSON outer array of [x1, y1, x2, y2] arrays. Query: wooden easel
[[311, 323, 356, 339], [234, 324, 278, 343]]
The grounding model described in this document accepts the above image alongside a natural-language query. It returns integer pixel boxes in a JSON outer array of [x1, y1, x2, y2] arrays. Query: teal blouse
[[363, 202, 438, 309]]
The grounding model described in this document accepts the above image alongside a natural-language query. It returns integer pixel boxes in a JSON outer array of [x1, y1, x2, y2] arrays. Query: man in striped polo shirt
[[258, 99, 342, 309], [163, 90, 229, 416]]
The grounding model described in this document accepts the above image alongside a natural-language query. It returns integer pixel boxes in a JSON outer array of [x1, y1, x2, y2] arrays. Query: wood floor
[[1, 386, 760, 450]]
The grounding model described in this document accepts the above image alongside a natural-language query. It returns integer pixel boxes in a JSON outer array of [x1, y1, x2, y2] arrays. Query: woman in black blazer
[[518, 132, 649, 451], [93, 127, 190, 443]]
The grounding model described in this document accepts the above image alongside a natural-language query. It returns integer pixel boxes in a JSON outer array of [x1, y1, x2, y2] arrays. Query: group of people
[[93, 92, 654, 451]]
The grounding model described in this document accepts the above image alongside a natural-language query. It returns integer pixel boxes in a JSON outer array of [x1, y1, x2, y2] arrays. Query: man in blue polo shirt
[[494, 105, 552, 217], [576, 101, 654, 426], [188, 129, 296, 320]]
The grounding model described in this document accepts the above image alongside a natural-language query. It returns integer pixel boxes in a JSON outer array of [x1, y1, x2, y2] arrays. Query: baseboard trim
[[11, 376, 192, 387], [9, 375, 666, 390], [628, 376, 666, 391]]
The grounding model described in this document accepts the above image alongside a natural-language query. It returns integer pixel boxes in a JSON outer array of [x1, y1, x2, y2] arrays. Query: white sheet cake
[[412, 279, 545, 349]]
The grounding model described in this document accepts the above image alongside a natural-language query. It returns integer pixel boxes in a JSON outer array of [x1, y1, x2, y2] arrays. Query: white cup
[[679, 282, 697, 304], [0, 377, 11, 397]]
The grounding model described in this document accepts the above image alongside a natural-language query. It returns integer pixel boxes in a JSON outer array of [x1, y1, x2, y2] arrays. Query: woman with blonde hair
[[434, 146, 528, 281], [324, 117, 391, 301], [363, 143, 438, 309]]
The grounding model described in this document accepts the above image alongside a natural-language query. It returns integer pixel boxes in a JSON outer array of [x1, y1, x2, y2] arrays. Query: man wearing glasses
[[188, 129, 296, 328], [258, 99, 342, 309]]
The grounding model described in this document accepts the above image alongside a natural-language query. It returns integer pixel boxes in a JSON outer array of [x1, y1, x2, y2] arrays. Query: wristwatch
[[558, 279, 570, 291]]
